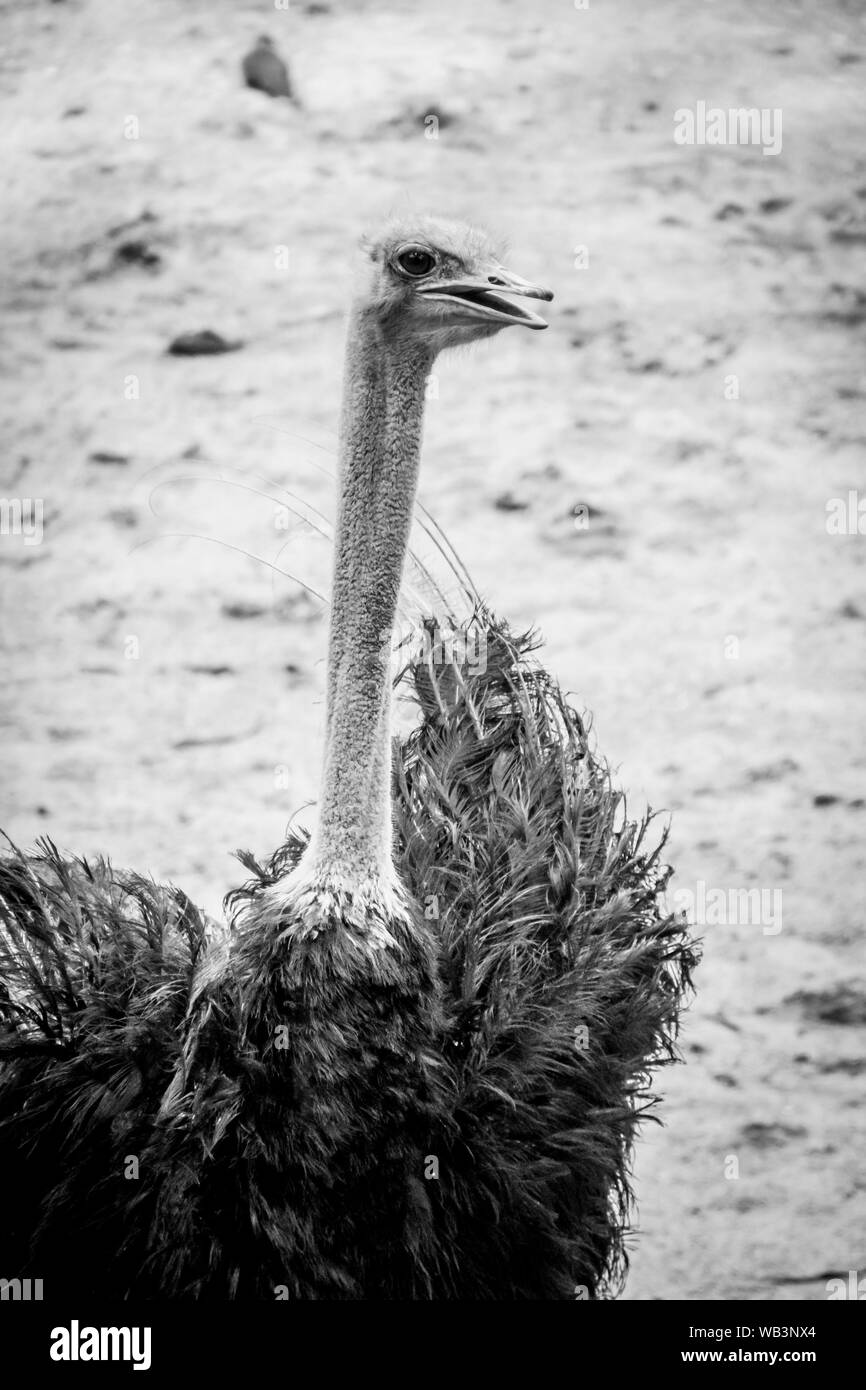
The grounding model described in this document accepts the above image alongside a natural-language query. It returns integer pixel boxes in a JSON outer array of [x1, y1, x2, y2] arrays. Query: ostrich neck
[[306, 307, 433, 892]]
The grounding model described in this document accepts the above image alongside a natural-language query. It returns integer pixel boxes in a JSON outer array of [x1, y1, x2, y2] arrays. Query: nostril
[[488, 275, 507, 287]]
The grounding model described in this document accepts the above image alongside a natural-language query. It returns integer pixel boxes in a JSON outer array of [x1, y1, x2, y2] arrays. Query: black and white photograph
[[0, 0, 863, 1353]]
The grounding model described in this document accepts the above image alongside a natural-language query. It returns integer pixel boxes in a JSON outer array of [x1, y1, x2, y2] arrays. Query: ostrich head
[[357, 216, 553, 353]]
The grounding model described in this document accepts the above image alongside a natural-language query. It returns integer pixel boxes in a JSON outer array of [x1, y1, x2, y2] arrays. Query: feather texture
[[0, 612, 695, 1299]]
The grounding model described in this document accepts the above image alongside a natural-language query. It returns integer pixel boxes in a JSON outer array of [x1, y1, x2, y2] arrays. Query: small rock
[[113, 239, 161, 270], [222, 600, 267, 620], [739, 1121, 807, 1149], [714, 202, 745, 220], [830, 222, 866, 245], [415, 106, 458, 131], [569, 502, 610, 525], [167, 330, 243, 357], [380, 102, 463, 137], [818, 1058, 865, 1075], [89, 450, 129, 466], [786, 984, 866, 1026], [758, 197, 793, 215], [494, 491, 530, 512], [813, 793, 840, 807]]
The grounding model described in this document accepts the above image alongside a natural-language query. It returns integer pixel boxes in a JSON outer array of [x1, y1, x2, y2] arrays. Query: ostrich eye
[[395, 246, 436, 278]]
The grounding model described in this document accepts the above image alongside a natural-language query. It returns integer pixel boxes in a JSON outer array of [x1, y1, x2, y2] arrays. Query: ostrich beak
[[419, 262, 554, 330]]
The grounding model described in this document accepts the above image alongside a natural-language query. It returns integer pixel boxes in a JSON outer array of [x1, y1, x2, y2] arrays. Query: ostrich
[[0, 217, 695, 1300]]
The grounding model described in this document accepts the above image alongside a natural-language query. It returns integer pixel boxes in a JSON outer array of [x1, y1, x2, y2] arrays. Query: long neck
[[305, 307, 432, 892]]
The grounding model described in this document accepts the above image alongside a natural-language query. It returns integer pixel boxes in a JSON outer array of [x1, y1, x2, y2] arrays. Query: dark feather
[[0, 611, 696, 1298]]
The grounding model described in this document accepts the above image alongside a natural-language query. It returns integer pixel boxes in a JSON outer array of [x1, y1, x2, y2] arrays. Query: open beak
[[419, 262, 554, 330]]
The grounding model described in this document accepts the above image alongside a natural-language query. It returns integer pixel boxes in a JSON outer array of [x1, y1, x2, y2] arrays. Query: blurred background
[[1, 0, 864, 1299]]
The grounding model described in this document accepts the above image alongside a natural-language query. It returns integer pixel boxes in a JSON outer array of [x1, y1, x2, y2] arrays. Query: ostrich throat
[[306, 306, 433, 898]]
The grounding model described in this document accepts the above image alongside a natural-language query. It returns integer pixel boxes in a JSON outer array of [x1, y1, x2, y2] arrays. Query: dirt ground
[[1, 0, 864, 1301]]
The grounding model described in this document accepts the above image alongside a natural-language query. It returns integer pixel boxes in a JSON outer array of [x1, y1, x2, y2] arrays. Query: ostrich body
[[0, 219, 695, 1300]]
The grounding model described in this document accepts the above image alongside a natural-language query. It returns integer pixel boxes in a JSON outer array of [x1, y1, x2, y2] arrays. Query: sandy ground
[[1, 0, 864, 1301]]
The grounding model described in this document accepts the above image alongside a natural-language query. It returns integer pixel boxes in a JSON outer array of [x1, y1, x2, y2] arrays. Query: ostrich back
[[0, 613, 695, 1299]]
